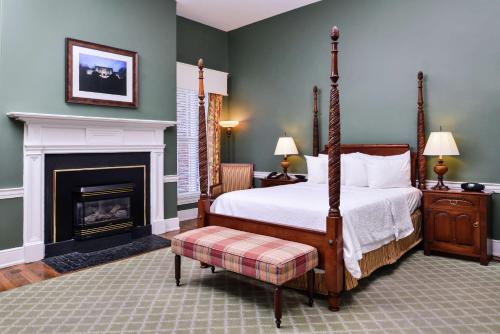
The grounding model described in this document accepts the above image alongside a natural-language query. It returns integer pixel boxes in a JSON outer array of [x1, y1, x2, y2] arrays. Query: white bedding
[[211, 183, 422, 278]]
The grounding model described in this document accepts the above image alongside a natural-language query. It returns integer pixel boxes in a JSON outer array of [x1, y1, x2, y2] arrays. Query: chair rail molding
[[7, 112, 175, 263], [0, 187, 24, 200], [164, 175, 178, 183], [254, 170, 500, 193]]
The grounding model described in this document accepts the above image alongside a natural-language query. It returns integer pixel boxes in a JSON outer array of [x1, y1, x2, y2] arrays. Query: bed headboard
[[314, 73, 426, 188], [319, 144, 417, 187]]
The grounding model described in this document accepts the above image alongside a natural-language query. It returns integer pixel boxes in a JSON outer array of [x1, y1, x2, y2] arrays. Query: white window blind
[[177, 88, 200, 203]]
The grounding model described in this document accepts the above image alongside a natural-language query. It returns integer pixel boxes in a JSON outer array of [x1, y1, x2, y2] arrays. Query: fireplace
[[73, 183, 135, 239], [45, 152, 151, 257]]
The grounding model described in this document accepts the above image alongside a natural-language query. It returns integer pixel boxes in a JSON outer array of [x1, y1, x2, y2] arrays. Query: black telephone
[[266, 172, 283, 179], [461, 182, 485, 192]]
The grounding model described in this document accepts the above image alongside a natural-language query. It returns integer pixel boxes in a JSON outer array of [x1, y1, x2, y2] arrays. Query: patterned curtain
[[207, 93, 223, 186]]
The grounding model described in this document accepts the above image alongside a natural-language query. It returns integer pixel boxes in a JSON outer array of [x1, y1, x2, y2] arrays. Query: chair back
[[220, 163, 254, 193]]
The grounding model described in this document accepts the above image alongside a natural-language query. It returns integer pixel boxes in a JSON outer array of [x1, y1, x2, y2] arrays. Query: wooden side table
[[261, 176, 306, 188], [422, 189, 492, 265]]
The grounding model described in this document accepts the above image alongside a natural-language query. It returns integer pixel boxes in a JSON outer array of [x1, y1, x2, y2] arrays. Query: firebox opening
[[73, 183, 135, 240]]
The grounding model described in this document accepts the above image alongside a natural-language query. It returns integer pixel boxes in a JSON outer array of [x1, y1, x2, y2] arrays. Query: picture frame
[[66, 38, 138, 108]]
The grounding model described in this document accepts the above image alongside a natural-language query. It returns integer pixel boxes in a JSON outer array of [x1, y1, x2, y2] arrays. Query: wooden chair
[[210, 163, 254, 198]]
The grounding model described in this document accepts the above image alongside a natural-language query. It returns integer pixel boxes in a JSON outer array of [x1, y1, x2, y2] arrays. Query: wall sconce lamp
[[219, 120, 239, 162]]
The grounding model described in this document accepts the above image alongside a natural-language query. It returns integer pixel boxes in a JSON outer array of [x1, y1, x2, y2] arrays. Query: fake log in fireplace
[[74, 183, 135, 239]]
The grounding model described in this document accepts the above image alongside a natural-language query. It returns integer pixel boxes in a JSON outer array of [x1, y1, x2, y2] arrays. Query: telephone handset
[[266, 172, 283, 179]]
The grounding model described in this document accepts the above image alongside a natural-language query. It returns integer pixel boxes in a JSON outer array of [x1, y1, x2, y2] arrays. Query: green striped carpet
[[0, 249, 499, 333]]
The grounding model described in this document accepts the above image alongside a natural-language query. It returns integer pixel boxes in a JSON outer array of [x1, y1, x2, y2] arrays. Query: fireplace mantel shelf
[[7, 112, 176, 129]]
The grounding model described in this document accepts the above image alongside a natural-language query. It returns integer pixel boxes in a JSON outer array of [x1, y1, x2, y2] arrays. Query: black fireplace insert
[[44, 152, 151, 257], [73, 183, 135, 239]]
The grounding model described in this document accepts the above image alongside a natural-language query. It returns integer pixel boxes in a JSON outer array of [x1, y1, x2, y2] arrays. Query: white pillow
[[305, 155, 327, 184], [364, 151, 411, 188], [319, 152, 362, 186], [342, 153, 368, 187]]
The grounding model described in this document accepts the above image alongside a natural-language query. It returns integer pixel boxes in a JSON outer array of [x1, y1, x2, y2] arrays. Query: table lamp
[[274, 137, 298, 179], [423, 129, 460, 190]]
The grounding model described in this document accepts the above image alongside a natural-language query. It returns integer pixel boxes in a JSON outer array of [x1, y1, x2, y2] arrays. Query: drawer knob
[[473, 221, 479, 228]]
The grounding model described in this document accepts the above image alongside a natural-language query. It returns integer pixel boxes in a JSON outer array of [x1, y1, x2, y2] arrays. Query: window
[[177, 88, 201, 204]]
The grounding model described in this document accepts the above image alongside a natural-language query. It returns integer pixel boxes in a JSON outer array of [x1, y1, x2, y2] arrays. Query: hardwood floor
[[0, 262, 59, 292], [0, 219, 198, 293]]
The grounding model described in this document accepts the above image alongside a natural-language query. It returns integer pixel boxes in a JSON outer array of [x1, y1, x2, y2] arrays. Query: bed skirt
[[285, 209, 422, 293]]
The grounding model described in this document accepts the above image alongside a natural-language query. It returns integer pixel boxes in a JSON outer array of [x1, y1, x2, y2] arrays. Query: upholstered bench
[[171, 225, 318, 328]]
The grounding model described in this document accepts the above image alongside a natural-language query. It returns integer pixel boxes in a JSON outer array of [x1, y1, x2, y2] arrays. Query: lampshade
[[219, 120, 239, 128], [274, 137, 298, 156], [423, 131, 460, 157]]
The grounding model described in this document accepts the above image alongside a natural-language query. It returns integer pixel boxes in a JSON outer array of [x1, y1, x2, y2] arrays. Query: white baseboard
[[23, 241, 44, 263], [151, 217, 180, 235], [493, 240, 500, 258], [0, 246, 24, 269], [0, 220, 181, 269], [179, 208, 197, 221]]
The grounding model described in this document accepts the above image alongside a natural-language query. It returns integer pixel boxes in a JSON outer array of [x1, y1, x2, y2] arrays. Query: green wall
[[177, 16, 228, 72], [0, 198, 23, 250], [176, 15, 230, 162], [227, 0, 500, 238], [176, 16, 230, 213], [0, 0, 177, 250]]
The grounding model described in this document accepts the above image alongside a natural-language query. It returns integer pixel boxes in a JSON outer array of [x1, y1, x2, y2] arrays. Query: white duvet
[[211, 182, 422, 278]]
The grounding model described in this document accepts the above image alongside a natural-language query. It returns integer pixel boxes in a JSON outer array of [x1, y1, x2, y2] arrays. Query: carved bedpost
[[313, 86, 319, 157], [417, 71, 426, 190], [198, 59, 208, 198], [197, 59, 210, 230], [325, 26, 343, 312], [328, 28, 341, 219]]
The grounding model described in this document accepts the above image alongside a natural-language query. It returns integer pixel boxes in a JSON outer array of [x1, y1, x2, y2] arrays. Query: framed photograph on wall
[[66, 38, 138, 108]]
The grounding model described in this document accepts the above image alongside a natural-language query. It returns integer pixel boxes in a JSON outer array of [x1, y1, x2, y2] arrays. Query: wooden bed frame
[[196, 27, 426, 311]]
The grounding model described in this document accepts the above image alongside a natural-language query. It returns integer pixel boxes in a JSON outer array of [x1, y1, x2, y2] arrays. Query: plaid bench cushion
[[172, 226, 318, 286]]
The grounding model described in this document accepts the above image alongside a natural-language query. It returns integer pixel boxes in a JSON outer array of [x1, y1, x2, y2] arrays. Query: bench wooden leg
[[307, 269, 315, 307], [274, 286, 282, 328], [175, 255, 181, 286]]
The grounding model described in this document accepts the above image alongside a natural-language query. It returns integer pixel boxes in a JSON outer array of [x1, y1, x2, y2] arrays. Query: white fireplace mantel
[[7, 112, 176, 262]]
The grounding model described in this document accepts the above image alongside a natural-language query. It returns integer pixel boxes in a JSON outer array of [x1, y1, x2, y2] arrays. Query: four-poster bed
[[196, 27, 426, 311]]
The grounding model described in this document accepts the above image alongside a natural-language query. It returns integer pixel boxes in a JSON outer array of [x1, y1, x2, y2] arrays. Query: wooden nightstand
[[423, 189, 492, 265], [261, 176, 306, 188]]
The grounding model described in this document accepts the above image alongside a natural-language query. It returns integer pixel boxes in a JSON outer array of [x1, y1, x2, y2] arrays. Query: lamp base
[[431, 182, 449, 191], [432, 158, 449, 191], [280, 158, 290, 180]]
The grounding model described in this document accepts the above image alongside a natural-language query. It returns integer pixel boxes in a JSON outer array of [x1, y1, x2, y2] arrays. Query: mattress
[[211, 182, 422, 278]]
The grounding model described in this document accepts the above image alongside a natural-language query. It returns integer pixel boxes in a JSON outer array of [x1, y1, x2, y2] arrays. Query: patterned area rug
[[0, 249, 499, 333]]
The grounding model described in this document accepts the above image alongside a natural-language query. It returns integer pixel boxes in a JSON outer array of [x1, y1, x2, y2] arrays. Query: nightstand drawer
[[425, 192, 480, 210]]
